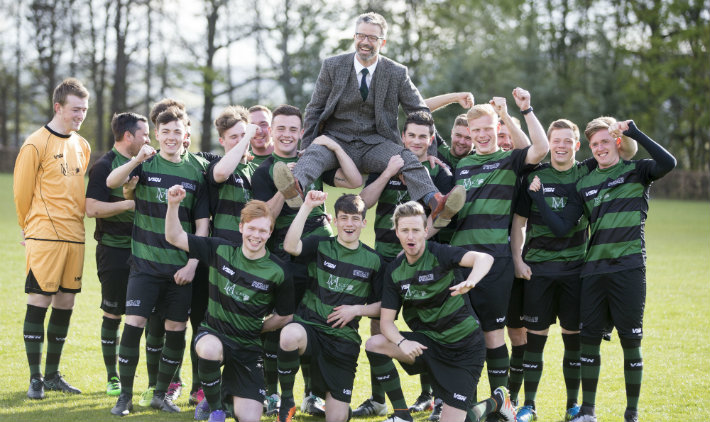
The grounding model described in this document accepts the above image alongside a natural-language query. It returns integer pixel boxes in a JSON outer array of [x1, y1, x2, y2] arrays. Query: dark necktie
[[359, 68, 369, 100]]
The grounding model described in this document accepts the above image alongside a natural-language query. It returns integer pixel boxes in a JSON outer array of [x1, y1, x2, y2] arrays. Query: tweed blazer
[[302, 52, 428, 150]]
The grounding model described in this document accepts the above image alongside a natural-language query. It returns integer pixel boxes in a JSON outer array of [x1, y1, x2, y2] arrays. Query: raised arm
[[490, 96, 530, 149], [425, 92, 474, 112], [512, 88, 549, 164], [615, 120, 676, 179], [313, 136, 363, 188], [359, 155, 404, 209], [282, 190, 327, 256], [164, 184, 189, 252], [212, 123, 259, 183], [106, 144, 156, 188]]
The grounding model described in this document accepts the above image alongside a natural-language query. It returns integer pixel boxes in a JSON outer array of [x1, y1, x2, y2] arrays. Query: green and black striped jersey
[[382, 241, 478, 345], [365, 162, 453, 259], [452, 147, 531, 256], [252, 155, 334, 258], [187, 234, 294, 350], [515, 159, 596, 275], [251, 152, 271, 167], [294, 236, 383, 353], [207, 158, 257, 244], [130, 153, 209, 275], [86, 148, 135, 248]]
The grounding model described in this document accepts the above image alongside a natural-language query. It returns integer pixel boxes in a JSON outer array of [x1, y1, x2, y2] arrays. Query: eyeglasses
[[355, 33, 384, 42]]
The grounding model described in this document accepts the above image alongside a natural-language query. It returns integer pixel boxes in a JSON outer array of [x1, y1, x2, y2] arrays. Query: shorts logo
[[222, 265, 235, 276], [126, 300, 140, 307], [148, 176, 162, 182], [182, 182, 196, 191], [418, 273, 434, 283], [632, 328, 642, 334], [323, 260, 336, 269], [259, 389, 266, 396], [251, 281, 269, 291], [353, 269, 370, 278], [522, 315, 538, 323], [343, 389, 352, 396], [495, 317, 505, 323], [453, 393, 467, 401]]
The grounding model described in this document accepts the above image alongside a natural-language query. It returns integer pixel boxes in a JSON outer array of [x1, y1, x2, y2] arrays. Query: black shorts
[[194, 328, 265, 403], [580, 268, 645, 339], [464, 257, 514, 331], [522, 273, 581, 331], [125, 270, 192, 322], [398, 330, 485, 410], [96, 245, 131, 315], [296, 321, 359, 403], [506, 277, 525, 329]]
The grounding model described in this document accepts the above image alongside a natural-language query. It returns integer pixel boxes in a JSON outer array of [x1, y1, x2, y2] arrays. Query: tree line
[[0, 0, 707, 170]]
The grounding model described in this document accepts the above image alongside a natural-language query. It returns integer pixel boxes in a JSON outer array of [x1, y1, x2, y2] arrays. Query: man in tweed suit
[[273, 12, 465, 229]]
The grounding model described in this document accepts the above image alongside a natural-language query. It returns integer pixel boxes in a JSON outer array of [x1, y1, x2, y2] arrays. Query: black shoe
[[27, 376, 45, 400], [409, 392, 434, 412], [150, 392, 180, 413], [624, 409, 639, 422], [428, 398, 443, 421], [44, 372, 81, 394], [111, 392, 133, 416]]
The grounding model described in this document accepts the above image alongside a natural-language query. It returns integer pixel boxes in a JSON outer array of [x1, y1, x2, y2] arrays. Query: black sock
[[580, 336, 602, 408], [508, 344, 525, 402], [486, 345, 509, 394], [118, 323, 144, 395], [562, 333, 581, 409], [24, 304, 48, 379], [144, 315, 164, 387], [620, 337, 642, 412], [277, 347, 300, 407], [155, 329, 186, 395], [522, 333, 547, 407], [366, 350, 408, 413], [198, 357, 222, 410], [44, 308, 73, 377], [101, 316, 121, 380]]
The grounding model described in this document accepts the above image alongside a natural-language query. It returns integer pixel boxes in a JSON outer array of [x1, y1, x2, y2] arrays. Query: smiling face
[[497, 124, 513, 151], [219, 121, 247, 154], [589, 129, 621, 169], [54, 95, 89, 134], [239, 216, 272, 259], [395, 215, 428, 262], [402, 123, 433, 162], [249, 110, 272, 153], [469, 114, 499, 156], [335, 211, 366, 249], [271, 114, 302, 158], [354, 22, 386, 66], [127, 120, 151, 156], [156, 120, 186, 161], [549, 128, 580, 170], [450, 124, 473, 158]]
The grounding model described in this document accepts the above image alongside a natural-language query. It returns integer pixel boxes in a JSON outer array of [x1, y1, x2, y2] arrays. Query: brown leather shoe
[[273, 161, 304, 208], [430, 185, 465, 229]]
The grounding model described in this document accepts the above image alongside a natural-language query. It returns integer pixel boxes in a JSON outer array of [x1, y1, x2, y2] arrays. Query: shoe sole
[[273, 162, 303, 208], [433, 185, 465, 228]]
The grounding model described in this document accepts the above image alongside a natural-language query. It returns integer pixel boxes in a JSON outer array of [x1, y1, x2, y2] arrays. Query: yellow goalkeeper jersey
[[14, 125, 91, 243]]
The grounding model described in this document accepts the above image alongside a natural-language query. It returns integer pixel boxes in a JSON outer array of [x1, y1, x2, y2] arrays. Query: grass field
[[0, 172, 708, 421]]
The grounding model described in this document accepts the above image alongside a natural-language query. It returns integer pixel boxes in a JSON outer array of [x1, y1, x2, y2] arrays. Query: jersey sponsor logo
[[323, 260, 336, 269], [181, 182, 196, 191], [543, 187, 555, 193], [453, 393, 467, 401], [482, 163, 500, 170], [608, 176, 625, 187], [126, 300, 141, 307], [148, 176, 162, 182], [353, 269, 370, 278], [54, 153, 64, 159], [251, 280, 269, 291], [222, 265, 236, 276], [418, 273, 434, 283], [389, 180, 402, 186], [585, 189, 598, 197], [459, 169, 469, 175]]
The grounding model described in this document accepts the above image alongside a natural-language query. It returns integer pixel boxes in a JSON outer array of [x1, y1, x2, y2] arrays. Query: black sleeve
[[295, 235, 322, 263], [86, 157, 112, 202], [366, 255, 386, 304], [380, 261, 403, 311], [432, 166, 454, 193], [623, 121, 676, 182], [514, 177, 532, 218], [187, 233, 230, 265], [322, 169, 336, 187], [529, 186, 584, 237], [206, 158, 223, 186], [430, 242, 468, 271], [364, 172, 381, 187], [434, 128, 447, 148], [252, 164, 277, 201], [192, 174, 210, 220], [511, 146, 532, 175], [272, 262, 295, 316], [196, 151, 222, 163]]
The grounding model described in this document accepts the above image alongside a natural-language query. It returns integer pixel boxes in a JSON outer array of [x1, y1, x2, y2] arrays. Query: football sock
[[101, 316, 121, 380], [371, 369, 386, 404], [486, 345, 510, 393], [198, 357, 222, 411], [469, 396, 497, 421], [24, 304, 47, 378], [366, 350, 408, 412], [562, 332, 581, 409], [155, 329, 185, 396], [522, 333, 547, 406], [580, 336, 602, 408], [118, 323, 144, 395], [620, 337, 643, 412], [44, 307, 72, 377], [301, 354, 312, 396], [277, 347, 300, 408], [508, 344, 526, 403], [144, 316, 164, 387], [420, 372, 433, 396], [262, 330, 280, 395]]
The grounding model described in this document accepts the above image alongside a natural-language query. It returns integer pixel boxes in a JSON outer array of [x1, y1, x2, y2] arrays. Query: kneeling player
[[165, 190, 294, 422], [277, 192, 384, 422], [364, 201, 516, 422]]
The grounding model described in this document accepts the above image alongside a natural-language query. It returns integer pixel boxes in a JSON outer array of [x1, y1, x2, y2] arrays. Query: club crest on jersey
[[156, 187, 167, 203], [550, 196, 566, 210], [462, 178, 485, 190]]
